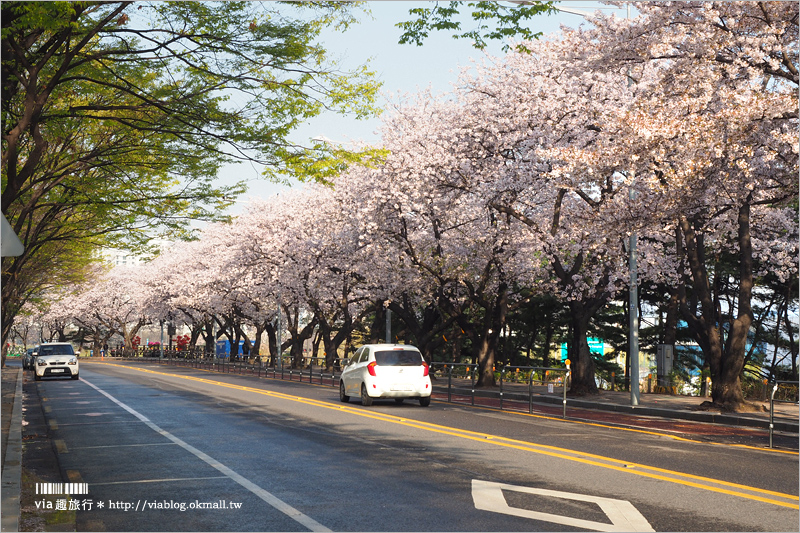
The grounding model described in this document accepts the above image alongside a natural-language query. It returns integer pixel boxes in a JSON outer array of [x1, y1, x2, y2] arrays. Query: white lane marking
[[472, 479, 655, 532], [81, 378, 330, 532], [92, 476, 229, 486], [70, 443, 178, 450]]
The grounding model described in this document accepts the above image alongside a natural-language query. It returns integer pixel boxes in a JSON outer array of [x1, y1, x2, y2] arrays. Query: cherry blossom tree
[[43, 265, 151, 355], [577, 1, 799, 409], [353, 93, 550, 387], [378, 37, 638, 393]]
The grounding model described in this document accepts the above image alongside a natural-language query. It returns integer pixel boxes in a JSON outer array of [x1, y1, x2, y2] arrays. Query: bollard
[[769, 382, 778, 449], [499, 368, 505, 410], [528, 371, 534, 414], [471, 365, 476, 406], [563, 360, 571, 418], [448, 366, 453, 403]]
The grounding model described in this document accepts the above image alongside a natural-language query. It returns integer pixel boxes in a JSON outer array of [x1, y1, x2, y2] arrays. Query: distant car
[[34, 342, 79, 381], [339, 344, 431, 407], [23, 347, 38, 370]]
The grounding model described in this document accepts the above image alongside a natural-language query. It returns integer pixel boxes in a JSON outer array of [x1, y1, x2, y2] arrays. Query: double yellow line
[[91, 361, 800, 510]]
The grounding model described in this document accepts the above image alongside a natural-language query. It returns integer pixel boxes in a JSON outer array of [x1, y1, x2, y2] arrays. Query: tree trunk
[[678, 203, 755, 411], [251, 322, 266, 361], [567, 301, 599, 396], [315, 312, 351, 372], [474, 282, 508, 388], [283, 305, 317, 369], [367, 301, 386, 344], [264, 322, 278, 366], [542, 312, 553, 369], [713, 203, 753, 409]]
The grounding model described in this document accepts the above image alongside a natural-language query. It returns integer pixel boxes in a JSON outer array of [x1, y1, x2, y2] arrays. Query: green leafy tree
[[397, 1, 556, 52], [1, 1, 381, 361]]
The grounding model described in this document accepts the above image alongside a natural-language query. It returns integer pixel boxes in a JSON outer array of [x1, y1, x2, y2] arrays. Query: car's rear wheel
[[419, 396, 431, 407], [360, 383, 373, 406], [339, 381, 350, 403]]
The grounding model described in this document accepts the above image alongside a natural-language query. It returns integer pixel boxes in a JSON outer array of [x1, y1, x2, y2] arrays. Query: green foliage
[[397, 1, 556, 52], [1, 1, 380, 343]]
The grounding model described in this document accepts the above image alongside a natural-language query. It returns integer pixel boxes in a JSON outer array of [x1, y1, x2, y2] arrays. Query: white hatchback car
[[34, 342, 79, 381], [339, 344, 431, 406]]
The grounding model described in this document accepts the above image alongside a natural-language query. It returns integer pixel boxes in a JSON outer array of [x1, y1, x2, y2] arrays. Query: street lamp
[[385, 302, 392, 344]]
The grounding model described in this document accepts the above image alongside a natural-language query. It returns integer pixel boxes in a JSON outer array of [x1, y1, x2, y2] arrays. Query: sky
[[219, 1, 633, 217]]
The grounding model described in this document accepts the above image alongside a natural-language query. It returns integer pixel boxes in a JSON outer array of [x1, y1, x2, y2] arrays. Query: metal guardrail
[[770, 380, 799, 449], [431, 362, 571, 418], [108, 354, 575, 417], [149, 353, 345, 387]]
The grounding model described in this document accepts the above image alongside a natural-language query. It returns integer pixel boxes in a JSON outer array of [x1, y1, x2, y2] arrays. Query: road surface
[[29, 360, 799, 531]]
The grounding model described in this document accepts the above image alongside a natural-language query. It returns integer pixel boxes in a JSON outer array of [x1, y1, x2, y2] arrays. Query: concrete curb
[[1, 369, 23, 532]]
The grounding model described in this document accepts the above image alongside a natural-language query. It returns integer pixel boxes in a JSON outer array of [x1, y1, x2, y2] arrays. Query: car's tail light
[[367, 362, 377, 376], [422, 362, 429, 377]]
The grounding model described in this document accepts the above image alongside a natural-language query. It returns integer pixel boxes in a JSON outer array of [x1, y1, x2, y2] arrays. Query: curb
[[1, 369, 23, 532]]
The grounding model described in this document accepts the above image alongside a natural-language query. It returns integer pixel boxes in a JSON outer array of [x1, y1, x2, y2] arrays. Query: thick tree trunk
[[678, 203, 754, 411], [251, 323, 266, 361], [264, 322, 278, 366], [566, 301, 599, 396], [367, 301, 386, 344], [283, 305, 317, 369], [475, 282, 508, 388], [315, 312, 351, 372], [713, 203, 753, 409]]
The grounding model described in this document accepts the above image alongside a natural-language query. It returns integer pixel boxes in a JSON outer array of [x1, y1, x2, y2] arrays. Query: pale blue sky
[[222, 1, 632, 214]]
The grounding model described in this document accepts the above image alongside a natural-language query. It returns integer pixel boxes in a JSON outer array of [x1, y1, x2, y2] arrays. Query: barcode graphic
[[36, 483, 88, 495]]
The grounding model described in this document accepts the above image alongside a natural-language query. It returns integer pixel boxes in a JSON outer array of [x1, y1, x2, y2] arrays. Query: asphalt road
[[30, 360, 799, 532]]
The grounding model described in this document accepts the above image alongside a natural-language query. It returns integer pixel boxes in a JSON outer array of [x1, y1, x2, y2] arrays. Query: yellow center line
[[89, 361, 800, 509]]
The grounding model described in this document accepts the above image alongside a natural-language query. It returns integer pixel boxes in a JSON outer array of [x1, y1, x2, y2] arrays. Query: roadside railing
[[109, 354, 576, 417], [137, 352, 347, 387], [430, 363, 571, 418], [770, 380, 799, 448]]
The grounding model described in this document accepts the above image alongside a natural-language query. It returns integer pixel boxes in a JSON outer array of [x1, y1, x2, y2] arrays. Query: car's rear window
[[374, 350, 423, 366], [39, 345, 74, 356]]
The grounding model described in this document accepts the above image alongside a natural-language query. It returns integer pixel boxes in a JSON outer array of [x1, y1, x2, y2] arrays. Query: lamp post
[[385, 305, 392, 344], [629, 189, 640, 406], [277, 291, 283, 370]]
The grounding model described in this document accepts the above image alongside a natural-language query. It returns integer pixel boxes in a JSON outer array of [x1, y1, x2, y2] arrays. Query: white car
[[34, 342, 79, 381], [339, 344, 431, 407]]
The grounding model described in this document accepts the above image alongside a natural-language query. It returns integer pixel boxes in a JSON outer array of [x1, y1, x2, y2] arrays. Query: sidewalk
[[1, 364, 23, 532]]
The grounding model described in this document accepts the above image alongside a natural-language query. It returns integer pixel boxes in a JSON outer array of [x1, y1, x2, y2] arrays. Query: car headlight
[[68, 357, 78, 365], [37, 358, 47, 366]]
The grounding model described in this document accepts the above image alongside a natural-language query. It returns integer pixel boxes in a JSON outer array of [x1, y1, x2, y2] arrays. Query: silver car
[[339, 344, 431, 407], [23, 347, 38, 370], [34, 342, 79, 381]]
